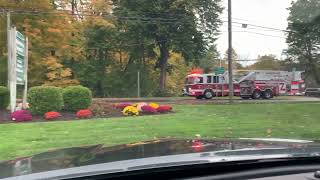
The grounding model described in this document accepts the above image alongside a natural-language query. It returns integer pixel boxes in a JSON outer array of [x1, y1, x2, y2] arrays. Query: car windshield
[[0, 0, 320, 179]]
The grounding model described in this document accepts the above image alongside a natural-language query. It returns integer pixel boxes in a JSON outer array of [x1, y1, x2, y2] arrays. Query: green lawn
[[1, 103, 320, 161]]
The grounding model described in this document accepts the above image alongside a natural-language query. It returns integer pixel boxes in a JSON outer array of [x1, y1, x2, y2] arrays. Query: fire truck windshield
[[186, 76, 203, 84]]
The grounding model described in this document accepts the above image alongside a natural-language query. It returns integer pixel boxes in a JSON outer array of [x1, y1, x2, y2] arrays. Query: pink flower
[[141, 105, 157, 114], [11, 110, 32, 122]]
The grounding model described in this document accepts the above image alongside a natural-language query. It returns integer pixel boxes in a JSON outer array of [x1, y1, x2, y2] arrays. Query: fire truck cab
[[184, 73, 240, 99]]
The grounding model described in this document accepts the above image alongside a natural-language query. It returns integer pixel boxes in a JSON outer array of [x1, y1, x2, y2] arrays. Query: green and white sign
[[8, 27, 29, 112], [215, 67, 225, 75], [16, 31, 25, 85]]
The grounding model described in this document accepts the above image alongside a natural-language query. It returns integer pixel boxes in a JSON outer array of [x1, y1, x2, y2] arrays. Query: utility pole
[[228, 0, 234, 103], [7, 11, 11, 87]]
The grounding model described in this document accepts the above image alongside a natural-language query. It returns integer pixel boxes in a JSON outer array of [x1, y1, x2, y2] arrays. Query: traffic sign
[[215, 67, 225, 75]]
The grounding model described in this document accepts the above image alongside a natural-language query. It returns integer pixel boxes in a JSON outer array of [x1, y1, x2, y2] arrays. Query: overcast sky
[[217, 0, 294, 65]]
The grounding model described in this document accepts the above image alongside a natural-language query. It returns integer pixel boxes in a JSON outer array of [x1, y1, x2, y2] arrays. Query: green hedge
[[63, 85, 92, 111], [27, 86, 63, 115], [0, 86, 9, 110]]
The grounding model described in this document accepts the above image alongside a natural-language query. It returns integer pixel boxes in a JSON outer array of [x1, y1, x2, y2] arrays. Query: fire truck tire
[[263, 90, 273, 99], [204, 90, 214, 99], [252, 90, 262, 99]]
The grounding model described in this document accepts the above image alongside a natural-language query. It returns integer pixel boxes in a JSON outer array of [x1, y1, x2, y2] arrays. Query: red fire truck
[[184, 70, 305, 99]]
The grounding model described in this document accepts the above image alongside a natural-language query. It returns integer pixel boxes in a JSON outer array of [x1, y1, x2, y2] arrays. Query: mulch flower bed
[[0, 102, 173, 124]]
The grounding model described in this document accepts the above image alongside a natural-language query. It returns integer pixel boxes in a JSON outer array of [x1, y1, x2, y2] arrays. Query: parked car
[[305, 88, 320, 97]]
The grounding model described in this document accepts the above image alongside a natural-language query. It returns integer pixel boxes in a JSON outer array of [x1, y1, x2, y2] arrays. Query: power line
[[225, 21, 289, 33], [21, 39, 171, 51], [0, 8, 291, 33], [235, 31, 286, 39]]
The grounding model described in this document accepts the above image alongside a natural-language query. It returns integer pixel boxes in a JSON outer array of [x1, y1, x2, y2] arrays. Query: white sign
[[8, 27, 28, 112]]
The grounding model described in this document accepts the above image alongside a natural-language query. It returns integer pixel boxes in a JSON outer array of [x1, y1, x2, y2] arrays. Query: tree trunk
[[71, 0, 76, 14], [158, 42, 169, 91]]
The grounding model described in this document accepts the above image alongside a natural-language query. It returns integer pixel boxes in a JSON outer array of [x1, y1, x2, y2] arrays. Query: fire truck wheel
[[252, 90, 262, 99], [204, 90, 214, 99], [263, 90, 273, 99]]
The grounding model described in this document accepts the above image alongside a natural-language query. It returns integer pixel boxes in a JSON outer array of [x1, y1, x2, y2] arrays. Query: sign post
[[9, 27, 17, 112], [22, 37, 28, 107], [8, 27, 28, 112]]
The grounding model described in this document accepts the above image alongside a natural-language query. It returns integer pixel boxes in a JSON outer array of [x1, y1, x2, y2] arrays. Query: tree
[[223, 48, 242, 70], [198, 45, 220, 73], [286, 0, 320, 85], [248, 55, 281, 70], [0, 0, 84, 87], [112, 0, 223, 92]]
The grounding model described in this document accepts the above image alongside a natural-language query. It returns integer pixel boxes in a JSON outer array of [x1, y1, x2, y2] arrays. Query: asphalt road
[[93, 96, 320, 105]]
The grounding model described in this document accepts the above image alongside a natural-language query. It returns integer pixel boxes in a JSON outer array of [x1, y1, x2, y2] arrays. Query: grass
[[0, 102, 320, 161]]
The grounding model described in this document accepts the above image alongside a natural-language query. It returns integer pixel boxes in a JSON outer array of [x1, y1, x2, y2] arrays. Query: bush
[[63, 86, 92, 111], [76, 109, 93, 119], [136, 102, 148, 112], [122, 106, 139, 116], [27, 86, 63, 115], [149, 103, 159, 109], [11, 110, 32, 122], [157, 105, 173, 113], [44, 111, 61, 120], [141, 105, 157, 114], [0, 86, 9, 110], [113, 103, 132, 110]]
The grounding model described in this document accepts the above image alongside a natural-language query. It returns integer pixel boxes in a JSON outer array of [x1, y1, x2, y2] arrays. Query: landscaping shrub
[[157, 105, 173, 113], [11, 110, 32, 122], [149, 103, 159, 109], [76, 109, 93, 119], [27, 86, 63, 115], [141, 105, 157, 114], [136, 102, 148, 112], [122, 106, 139, 116], [44, 112, 61, 120], [0, 86, 9, 109], [114, 103, 132, 110], [63, 85, 92, 111]]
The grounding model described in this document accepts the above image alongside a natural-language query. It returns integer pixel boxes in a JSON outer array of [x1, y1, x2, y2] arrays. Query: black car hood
[[1, 138, 320, 179]]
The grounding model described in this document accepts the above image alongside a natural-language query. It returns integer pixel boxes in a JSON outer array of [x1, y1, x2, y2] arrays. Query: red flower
[[44, 112, 61, 120], [156, 105, 173, 113], [141, 105, 157, 114], [11, 110, 32, 122], [76, 109, 93, 119]]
